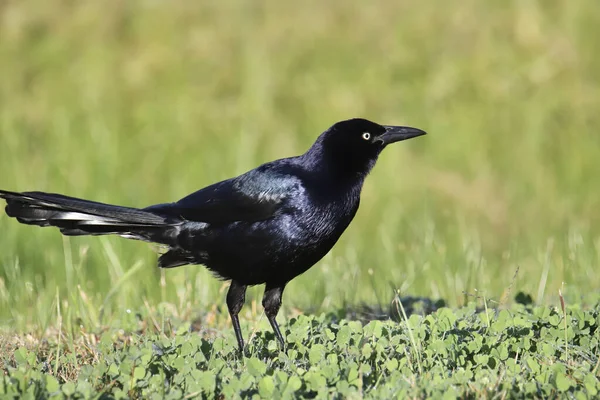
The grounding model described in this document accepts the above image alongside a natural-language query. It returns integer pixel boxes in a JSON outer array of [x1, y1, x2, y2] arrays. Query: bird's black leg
[[226, 280, 247, 353], [262, 284, 286, 349]]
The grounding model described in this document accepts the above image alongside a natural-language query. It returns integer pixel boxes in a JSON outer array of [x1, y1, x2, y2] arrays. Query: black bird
[[0, 118, 425, 351]]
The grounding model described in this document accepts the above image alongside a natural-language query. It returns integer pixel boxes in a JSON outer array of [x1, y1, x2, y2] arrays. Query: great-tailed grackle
[[0, 118, 425, 351]]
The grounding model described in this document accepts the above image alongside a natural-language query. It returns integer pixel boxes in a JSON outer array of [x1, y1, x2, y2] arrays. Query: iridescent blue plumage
[[0, 118, 426, 352]]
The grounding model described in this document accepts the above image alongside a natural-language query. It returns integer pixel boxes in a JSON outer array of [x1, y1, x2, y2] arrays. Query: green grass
[[0, 0, 599, 384], [2, 304, 600, 398]]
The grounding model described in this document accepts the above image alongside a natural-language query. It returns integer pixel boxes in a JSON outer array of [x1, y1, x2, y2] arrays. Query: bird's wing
[[154, 165, 304, 224]]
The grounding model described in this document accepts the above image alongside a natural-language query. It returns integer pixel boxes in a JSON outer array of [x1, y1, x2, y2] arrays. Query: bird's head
[[307, 118, 426, 180]]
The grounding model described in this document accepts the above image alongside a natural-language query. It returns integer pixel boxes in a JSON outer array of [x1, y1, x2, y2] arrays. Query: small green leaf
[[360, 363, 372, 376], [212, 338, 225, 352], [107, 363, 120, 377], [274, 370, 288, 385], [361, 343, 373, 358], [258, 376, 275, 398], [347, 321, 363, 334], [526, 357, 540, 374], [584, 374, 598, 396], [133, 366, 146, 380], [176, 323, 190, 336], [325, 328, 335, 341], [505, 358, 520, 374], [326, 353, 338, 366], [287, 349, 298, 360], [540, 343, 555, 357], [247, 357, 267, 377], [364, 321, 383, 338], [309, 344, 325, 364], [336, 326, 351, 347], [238, 372, 254, 391], [306, 371, 327, 391], [386, 358, 399, 371], [76, 381, 93, 397], [267, 339, 278, 352], [199, 371, 216, 394], [554, 372, 572, 392], [45, 375, 60, 393], [347, 367, 359, 386], [62, 382, 76, 396], [473, 354, 489, 366], [548, 314, 561, 326], [286, 375, 302, 392], [491, 345, 509, 361], [13, 348, 29, 366]]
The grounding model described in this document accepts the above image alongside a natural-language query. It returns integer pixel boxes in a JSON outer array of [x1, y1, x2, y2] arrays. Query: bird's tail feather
[[0, 189, 181, 243], [158, 248, 198, 269]]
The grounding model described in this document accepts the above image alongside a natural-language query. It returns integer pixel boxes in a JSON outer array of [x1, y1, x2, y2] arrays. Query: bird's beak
[[380, 126, 427, 145]]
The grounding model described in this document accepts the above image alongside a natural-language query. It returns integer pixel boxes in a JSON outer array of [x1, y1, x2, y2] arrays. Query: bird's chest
[[284, 194, 359, 247], [198, 194, 359, 284]]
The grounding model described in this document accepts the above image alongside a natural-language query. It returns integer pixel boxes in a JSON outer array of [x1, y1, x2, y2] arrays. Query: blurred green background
[[0, 0, 599, 331]]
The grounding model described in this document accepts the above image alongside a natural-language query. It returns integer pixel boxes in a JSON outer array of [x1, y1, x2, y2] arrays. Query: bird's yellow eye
[[362, 132, 371, 141]]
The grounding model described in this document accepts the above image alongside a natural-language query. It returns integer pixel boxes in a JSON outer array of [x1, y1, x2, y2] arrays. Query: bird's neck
[[294, 157, 368, 203], [301, 147, 375, 187]]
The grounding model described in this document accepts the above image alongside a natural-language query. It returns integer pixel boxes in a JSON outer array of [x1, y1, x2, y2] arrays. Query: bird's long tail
[[0, 189, 182, 244]]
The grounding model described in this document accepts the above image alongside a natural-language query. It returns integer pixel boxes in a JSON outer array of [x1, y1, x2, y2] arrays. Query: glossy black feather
[[0, 118, 426, 351]]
